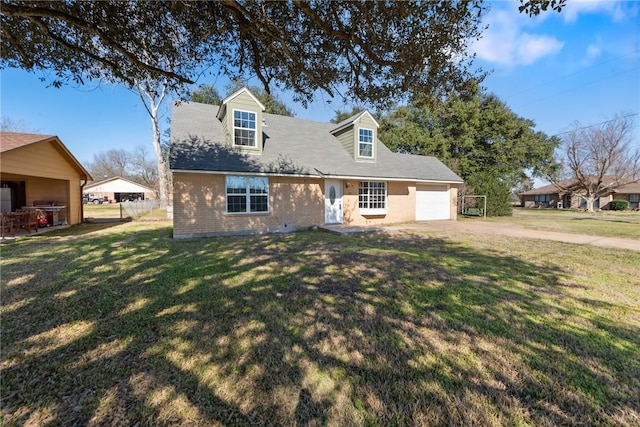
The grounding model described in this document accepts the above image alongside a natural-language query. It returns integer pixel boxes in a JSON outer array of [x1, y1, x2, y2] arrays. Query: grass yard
[[478, 208, 640, 239], [1, 222, 639, 425], [84, 203, 167, 221], [83, 203, 123, 219]]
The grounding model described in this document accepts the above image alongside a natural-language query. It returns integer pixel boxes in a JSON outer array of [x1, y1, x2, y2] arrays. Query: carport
[[0, 132, 92, 225]]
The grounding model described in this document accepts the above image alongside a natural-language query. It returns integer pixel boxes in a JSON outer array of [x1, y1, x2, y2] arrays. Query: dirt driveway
[[383, 220, 640, 252]]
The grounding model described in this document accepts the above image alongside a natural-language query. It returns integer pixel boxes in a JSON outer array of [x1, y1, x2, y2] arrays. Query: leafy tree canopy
[[331, 107, 366, 124], [2, 0, 511, 107], [380, 85, 560, 187], [378, 84, 560, 215], [188, 82, 294, 116], [189, 85, 223, 106]]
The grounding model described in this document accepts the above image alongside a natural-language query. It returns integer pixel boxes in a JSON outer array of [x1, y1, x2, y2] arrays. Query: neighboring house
[[0, 132, 92, 225], [170, 87, 463, 238], [519, 182, 574, 209], [611, 182, 640, 210], [519, 177, 640, 210], [83, 176, 156, 203]]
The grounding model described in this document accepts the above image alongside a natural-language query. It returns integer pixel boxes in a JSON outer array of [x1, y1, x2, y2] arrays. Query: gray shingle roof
[[170, 101, 463, 183]]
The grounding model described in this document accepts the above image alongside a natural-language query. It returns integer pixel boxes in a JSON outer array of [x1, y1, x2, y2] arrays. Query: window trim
[[358, 181, 387, 215], [225, 176, 269, 214], [232, 109, 257, 148], [358, 128, 374, 159]]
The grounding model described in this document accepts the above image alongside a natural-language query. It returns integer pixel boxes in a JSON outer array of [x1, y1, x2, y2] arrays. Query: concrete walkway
[[383, 221, 640, 252]]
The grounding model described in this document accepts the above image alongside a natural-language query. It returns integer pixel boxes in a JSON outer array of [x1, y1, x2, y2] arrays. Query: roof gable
[[85, 176, 155, 193], [0, 132, 92, 180], [330, 110, 379, 135], [215, 86, 266, 120]]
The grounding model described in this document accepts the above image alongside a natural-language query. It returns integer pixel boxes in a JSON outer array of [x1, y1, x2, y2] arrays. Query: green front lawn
[[479, 208, 640, 239], [1, 222, 638, 425], [83, 203, 123, 219]]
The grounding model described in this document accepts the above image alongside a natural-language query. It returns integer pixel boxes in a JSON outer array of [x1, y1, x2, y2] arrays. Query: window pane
[[250, 195, 268, 212], [227, 195, 247, 213], [358, 181, 386, 209], [226, 176, 246, 192], [249, 177, 268, 194], [234, 111, 256, 129], [234, 129, 255, 146], [226, 176, 247, 213], [359, 128, 372, 142], [359, 143, 372, 157]]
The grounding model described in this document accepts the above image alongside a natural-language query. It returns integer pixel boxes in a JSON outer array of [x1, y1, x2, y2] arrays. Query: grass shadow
[[1, 225, 638, 425]]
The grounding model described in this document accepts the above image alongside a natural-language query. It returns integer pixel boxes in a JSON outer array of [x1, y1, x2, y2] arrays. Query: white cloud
[[562, 0, 636, 23], [515, 34, 565, 65], [583, 42, 603, 64], [471, 8, 564, 67]]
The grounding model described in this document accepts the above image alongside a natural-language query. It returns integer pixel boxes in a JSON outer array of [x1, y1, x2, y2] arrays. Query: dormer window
[[233, 110, 257, 147], [358, 128, 373, 158]]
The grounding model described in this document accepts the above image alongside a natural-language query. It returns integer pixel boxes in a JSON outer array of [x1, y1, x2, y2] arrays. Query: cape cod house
[[170, 88, 463, 238]]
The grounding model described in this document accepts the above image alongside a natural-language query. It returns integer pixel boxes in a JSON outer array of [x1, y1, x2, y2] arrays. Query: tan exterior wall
[[343, 180, 415, 225], [173, 173, 323, 237], [450, 186, 459, 220], [173, 173, 460, 237], [598, 194, 613, 210]]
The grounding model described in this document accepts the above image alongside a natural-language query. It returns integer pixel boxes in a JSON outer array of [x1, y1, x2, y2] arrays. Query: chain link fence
[[120, 200, 166, 220]]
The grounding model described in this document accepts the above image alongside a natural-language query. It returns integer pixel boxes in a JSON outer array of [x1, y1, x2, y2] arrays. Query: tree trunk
[[584, 195, 595, 212], [150, 113, 169, 209], [136, 80, 169, 210]]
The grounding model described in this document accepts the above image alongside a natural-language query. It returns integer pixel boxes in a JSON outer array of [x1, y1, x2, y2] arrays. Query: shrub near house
[[609, 200, 629, 211]]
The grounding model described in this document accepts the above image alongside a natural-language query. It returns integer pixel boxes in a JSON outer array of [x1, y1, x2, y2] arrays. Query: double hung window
[[233, 110, 257, 147], [226, 176, 269, 213], [358, 128, 373, 158]]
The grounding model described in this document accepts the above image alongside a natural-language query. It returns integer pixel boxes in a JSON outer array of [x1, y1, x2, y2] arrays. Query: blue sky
[[1, 0, 638, 168]]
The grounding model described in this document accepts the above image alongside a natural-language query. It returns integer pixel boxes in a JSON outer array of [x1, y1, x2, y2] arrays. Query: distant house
[[519, 177, 640, 210], [0, 132, 92, 225], [612, 182, 640, 210], [83, 176, 156, 203], [170, 87, 463, 238]]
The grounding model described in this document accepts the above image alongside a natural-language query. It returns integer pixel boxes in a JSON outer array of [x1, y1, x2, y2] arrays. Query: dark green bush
[[465, 172, 512, 217], [609, 200, 629, 211]]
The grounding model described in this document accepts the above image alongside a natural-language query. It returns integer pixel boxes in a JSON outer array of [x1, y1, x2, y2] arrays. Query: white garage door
[[416, 185, 450, 220]]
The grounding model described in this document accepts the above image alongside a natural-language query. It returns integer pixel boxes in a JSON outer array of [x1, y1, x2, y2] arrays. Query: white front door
[[324, 179, 343, 224]]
